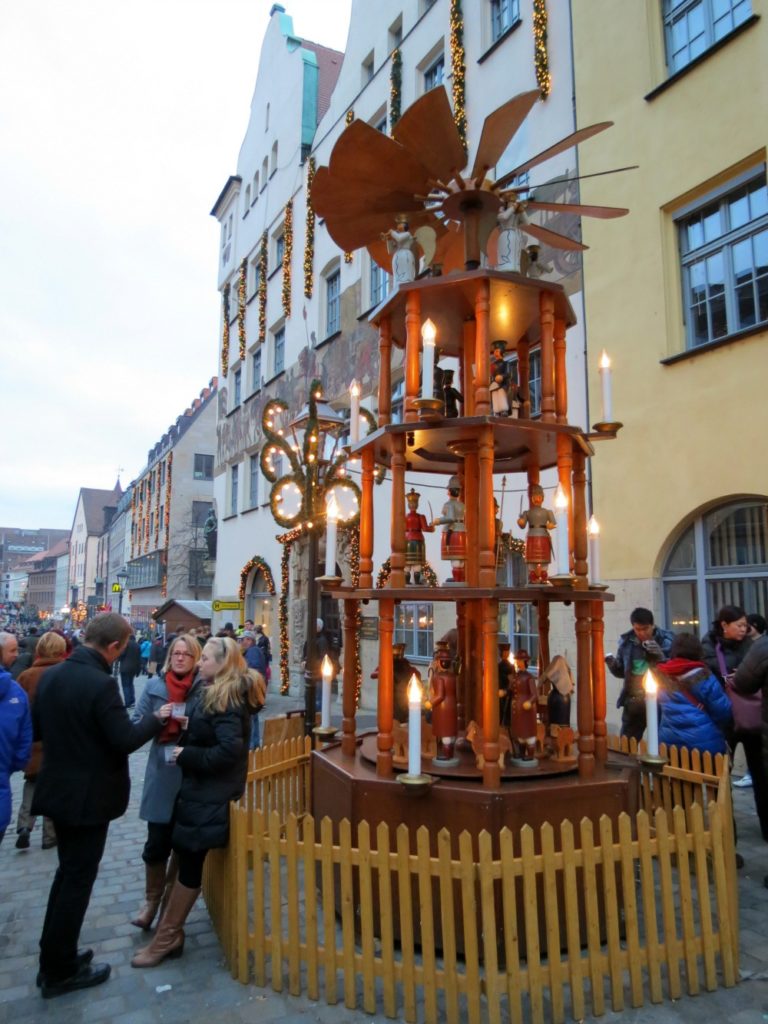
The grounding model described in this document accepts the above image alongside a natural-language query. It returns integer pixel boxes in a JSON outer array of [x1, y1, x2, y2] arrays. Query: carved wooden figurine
[[429, 641, 459, 765], [498, 641, 514, 727], [404, 489, 434, 585], [381, 216, 416, 283], [442, 368, 463, 418], [509, 649, 539, 766], [465, 721, 512, 770], [431, 474, 466, 583], [517, 484, 556, 584], [496, 200, 528, 272], [489, 340, 511, 416]]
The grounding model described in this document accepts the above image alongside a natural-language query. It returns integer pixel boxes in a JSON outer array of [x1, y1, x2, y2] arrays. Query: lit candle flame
[[326, 494, 340, 521], [407, 673, 422, 703], [644, 669, 657, 695], [421, 318, 437, 346], [588, 515, 600, 537], [554, 484, 568, 511], [350, 379, 361, 397], [321, 654, 334, 682], [599, 350, 611, 370]]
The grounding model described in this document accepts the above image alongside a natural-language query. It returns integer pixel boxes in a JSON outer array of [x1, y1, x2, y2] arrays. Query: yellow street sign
[[212, 599, 242, 612]]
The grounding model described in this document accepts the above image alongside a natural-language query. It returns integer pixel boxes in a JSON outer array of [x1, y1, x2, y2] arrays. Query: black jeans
[[120, 672, 136, 707], [732, 730, 768, 841], [39, 821, 109, 981], [143, 821, 174, 865], [175, 847, 209, 888]]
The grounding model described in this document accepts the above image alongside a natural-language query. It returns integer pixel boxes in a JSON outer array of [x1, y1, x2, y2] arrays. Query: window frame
[[193, 453, 214, 481], [423, 52, 445, 91], [490, 0, 520, 41], [662, 0, 752, 74], [394, 601, 434, 663], [248, 453, 260, 509], [251, 347, 262, 393], [232, 366, 242, 407], [325, 267, 341, 337], [273, 326, 285, 375], [230, 464, 239, 517]]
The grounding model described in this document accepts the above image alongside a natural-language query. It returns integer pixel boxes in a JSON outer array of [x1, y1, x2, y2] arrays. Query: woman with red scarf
[[657, 633, 732, 756], [129, 634, 203, 930]]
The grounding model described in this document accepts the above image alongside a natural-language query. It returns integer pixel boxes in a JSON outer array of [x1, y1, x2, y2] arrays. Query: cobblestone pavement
[[2, 678, 768, 1023]]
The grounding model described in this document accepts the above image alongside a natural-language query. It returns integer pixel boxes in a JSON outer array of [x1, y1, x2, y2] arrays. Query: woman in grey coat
[[129, 633, 203, 930]]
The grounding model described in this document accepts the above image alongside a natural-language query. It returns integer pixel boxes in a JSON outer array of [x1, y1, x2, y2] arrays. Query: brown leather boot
[[131, 882, 200, 968], [130, 862, 167, 930], [156, 852, 178, 923]]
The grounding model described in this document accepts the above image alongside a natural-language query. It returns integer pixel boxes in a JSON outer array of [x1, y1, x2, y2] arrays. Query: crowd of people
[[0, 613, 269, 998]]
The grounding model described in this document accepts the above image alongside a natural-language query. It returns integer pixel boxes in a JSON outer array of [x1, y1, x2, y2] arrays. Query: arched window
[[245, 569, 274, 635], [662, 499, 768, 632]]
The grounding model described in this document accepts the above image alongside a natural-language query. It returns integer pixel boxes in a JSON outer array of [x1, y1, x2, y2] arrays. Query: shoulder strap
[[674, 686, 704, 712], [715, 642, 729, 679]]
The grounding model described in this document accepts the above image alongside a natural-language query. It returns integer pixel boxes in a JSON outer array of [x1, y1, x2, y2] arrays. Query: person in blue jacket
[[0, 662, 33, 845], [657, 633, 733, 755]]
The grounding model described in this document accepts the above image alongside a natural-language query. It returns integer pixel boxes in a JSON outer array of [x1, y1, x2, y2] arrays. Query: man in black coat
[[117, 633, 141, 708], [32, 613, 170, 998]]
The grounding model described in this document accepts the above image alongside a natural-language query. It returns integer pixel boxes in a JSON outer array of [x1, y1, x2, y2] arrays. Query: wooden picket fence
[[203, 742, 739, 1024]]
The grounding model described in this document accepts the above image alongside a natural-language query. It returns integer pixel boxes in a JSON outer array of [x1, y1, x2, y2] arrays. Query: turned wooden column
[[378, 314, 392, 427], [463, 452, 479, 587], [539, 291, 556, 423], [554, 318, 567, 424], [517, 336, 531, 419], [456, 600, 467, 734], [404, 290, 421, 423], [537, 600, 550, 672], [341, 598, 358, 757], [572, 449, 589, 588], [556, 434, 574, 569], [474, 279, 491, 415], [575, 599, 595, 778], [591, 600, 607, 764], [359, 447, 375, 589], [462, 319, 476, 416], [390, 432, 406, 588], [377, 598, 395, 777], [478, 425, 496, 588], [481, 597, 501, 788]]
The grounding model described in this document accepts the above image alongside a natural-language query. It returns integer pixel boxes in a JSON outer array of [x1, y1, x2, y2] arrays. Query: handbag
[[716, 643, 762, 733]]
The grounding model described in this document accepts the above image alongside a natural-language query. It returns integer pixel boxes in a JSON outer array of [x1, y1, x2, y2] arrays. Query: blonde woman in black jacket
[[132, 637, 264, 968]]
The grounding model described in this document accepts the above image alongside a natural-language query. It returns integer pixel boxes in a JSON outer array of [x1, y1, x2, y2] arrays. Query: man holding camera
[[606, 607, 674, 741]]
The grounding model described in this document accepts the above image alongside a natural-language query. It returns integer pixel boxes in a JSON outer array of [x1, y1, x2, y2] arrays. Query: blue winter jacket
[[0, 666, 33, 831], [658, 665, 732, 755]]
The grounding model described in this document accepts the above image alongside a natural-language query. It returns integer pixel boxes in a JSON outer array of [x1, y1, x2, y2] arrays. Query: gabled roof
[[77, 483, 123, 535], [301, 40, 343, 123]]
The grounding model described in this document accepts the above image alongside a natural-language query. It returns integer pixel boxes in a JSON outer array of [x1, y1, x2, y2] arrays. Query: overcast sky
[[0, 1, 351, 530]]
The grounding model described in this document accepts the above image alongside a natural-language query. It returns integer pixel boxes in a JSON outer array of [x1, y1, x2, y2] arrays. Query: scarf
[[158, 669, 195, 744], [657, 658, 705, 676]]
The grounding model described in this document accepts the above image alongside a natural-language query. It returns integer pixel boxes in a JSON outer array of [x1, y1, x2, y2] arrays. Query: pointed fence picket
[[201, 740, 739, 1024]]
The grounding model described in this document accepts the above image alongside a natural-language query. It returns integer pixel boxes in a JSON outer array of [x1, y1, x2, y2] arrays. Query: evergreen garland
[[221, 283, 231, 377], [258, 232, 268, 343], [450, 0, 467, 150], [533, 0, 552, 98], [238, 258, 247, 361], [389, 48, 402, 132], [282, 200, 293, 318], [303, 158, 315, 299]]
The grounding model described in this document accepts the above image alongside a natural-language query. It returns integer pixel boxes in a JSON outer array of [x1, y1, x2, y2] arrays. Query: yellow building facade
[[571, 0, 767, 652]]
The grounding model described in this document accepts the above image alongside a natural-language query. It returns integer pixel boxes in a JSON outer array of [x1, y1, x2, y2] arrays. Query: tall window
[[244, 184, 251, 210], [230, 465, 239, 517], [663, 0, 751, 73], [274, 327, 285, 375], [506, 348, 542, 416], [663, 501, 768, 631], [193, 454, 213, 480], [391, 378, 405, 424], [250, 257, 260, 296], [233, 367, 242, 407], [424, 54, 444, 91], [677, 171, 767, 349], [362, 50, 374, 84], [326, 269, 341, 335], [249, 454, 260, 508], [395, 602, 434, 660], [251, 348, 262, 392], [491, 0, 520, 40], [370, 259, 390, 306], [275, 233, 285, 269]]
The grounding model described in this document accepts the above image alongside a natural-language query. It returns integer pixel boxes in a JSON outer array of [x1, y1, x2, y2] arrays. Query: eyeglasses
[[172, 651, 194, 658]]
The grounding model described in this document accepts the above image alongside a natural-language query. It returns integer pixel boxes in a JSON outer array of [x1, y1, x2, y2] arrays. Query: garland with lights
[[533, 0, 552, 98], [389, 48, 402, 132], [450, 0, 467, 150], [238, 555, 276, 600], [130, 489, 137, 558], [144, 481, 150, 549], [282, 200, 293, 318], [258, 231, 268, 343], [340, 522, 363, 706], [154, 466, 161, 549], [238, 258, 247, 361], [345, 109, 354, 125], [303, 158, 315, 299], [376, 558, 438, 588], [221, 283, 231, 377], [164, 453, 173, 551]]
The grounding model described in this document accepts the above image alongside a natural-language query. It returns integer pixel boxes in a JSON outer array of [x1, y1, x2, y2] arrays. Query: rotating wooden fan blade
[[524, 201, 629, 219], [392, 86, 468, 184], [494, 122, 614, 190], [367, 238, 393, 274], [328, 119, 432, 195], [522, 223, 588, 251], [324, 209, 438, 253], [433, 223, 465, 275], [312, 167, 423, 221], [470, 89, 540, 181]]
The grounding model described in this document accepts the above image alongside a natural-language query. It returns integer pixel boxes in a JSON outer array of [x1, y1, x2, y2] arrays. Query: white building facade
[[211, 1, 597, 700]]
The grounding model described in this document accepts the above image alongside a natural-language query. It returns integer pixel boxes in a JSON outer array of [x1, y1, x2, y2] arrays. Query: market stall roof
[[152, 600, 212, 621]]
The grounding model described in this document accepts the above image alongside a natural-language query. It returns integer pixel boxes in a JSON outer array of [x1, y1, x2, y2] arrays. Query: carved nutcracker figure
[[404, 488, 434, 584], [429, 641, 459, 765], [517, 484, 556, 584], [431, 474, 466, 583], [489, 340, 511, 416], [509, 649, 538, 766], [441, 368, 463, 419]]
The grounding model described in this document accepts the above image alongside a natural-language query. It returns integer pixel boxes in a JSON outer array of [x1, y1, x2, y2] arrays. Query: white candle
[[349, 379, 361, 444], [407, 674, 422, 775], [599, 350, 613, 423], [325, 494, 339, 576], [588, 515, 601, 584], [320, 654, 334, 729], [553, 485, 570, 576], [421, 319, 437, 400], [644, 669, 659, 756]]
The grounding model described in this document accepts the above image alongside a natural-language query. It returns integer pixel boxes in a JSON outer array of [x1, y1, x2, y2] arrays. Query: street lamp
[[116, 568, 128, 615], [260, 379, 360, 735]]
